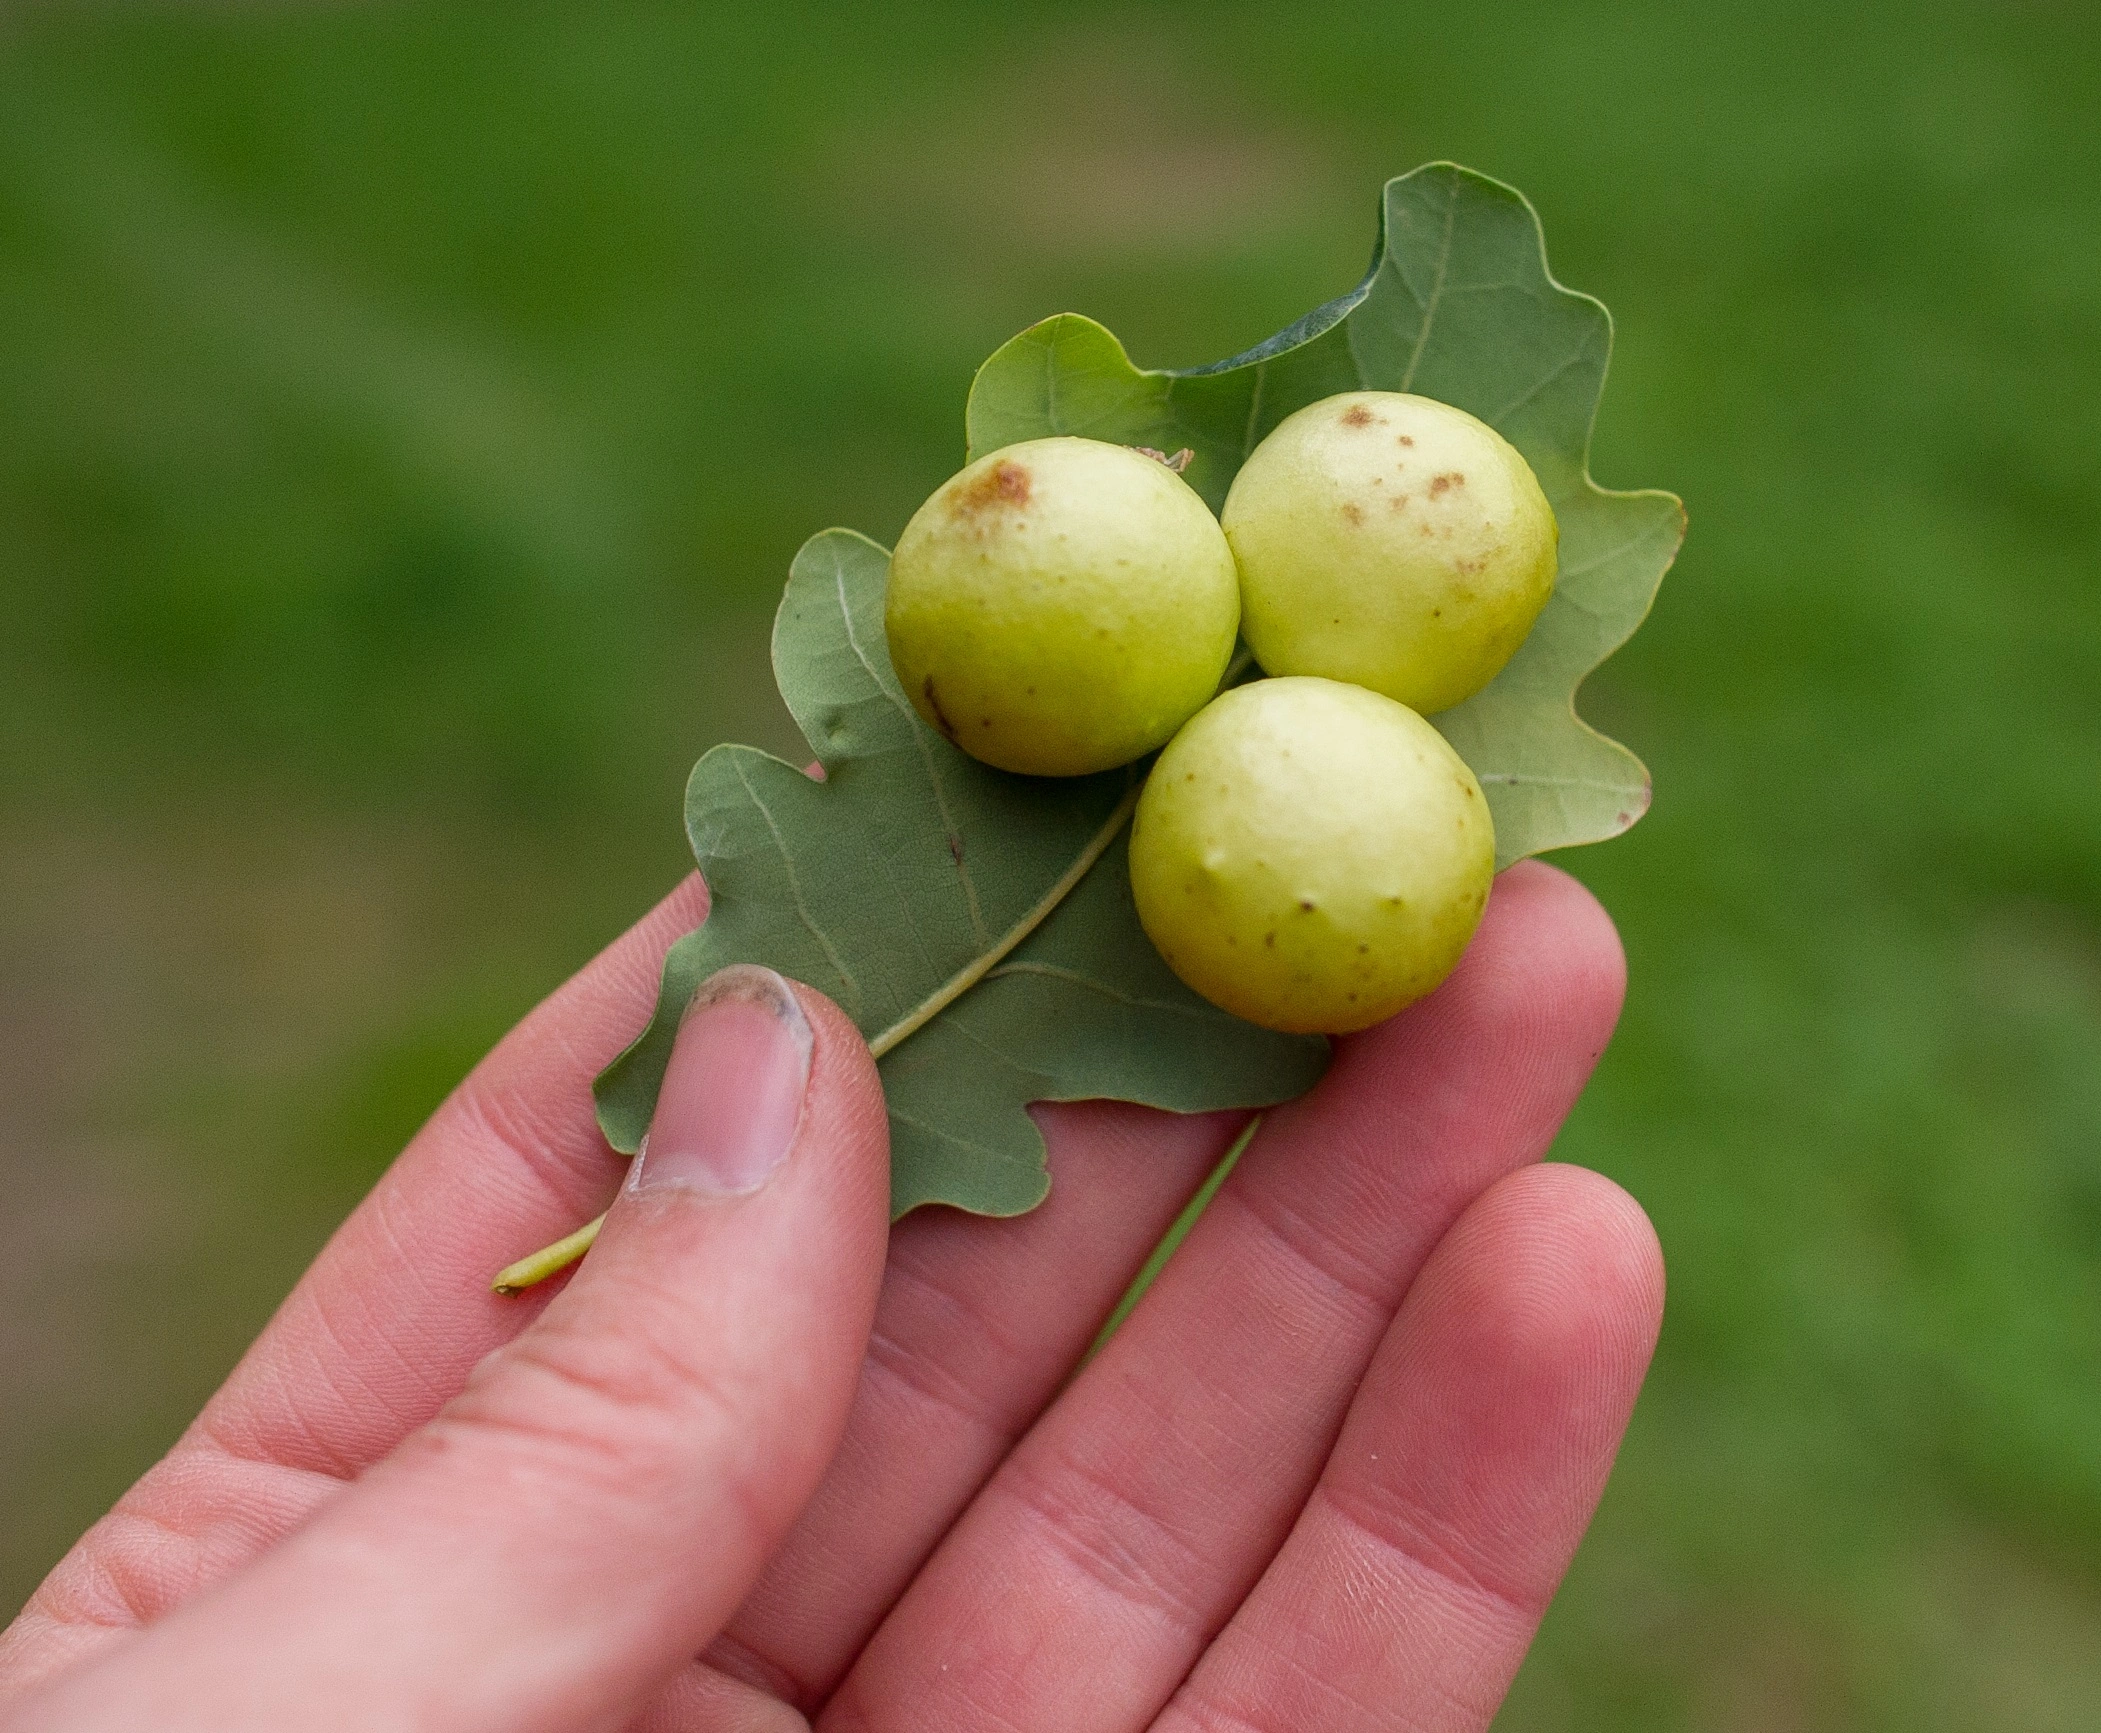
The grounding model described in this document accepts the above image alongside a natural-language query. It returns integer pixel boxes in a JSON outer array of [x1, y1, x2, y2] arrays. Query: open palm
[[0, 860, 1659, 1733]]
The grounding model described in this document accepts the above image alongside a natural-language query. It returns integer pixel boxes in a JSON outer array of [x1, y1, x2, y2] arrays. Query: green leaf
[[596, 529, 1329, 1216], [595, 161, 1679, 1222], [966, 161, 1684, 866]]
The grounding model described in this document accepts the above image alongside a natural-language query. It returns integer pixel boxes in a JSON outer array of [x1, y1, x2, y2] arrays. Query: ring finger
[[821, 861, 1627, 1732]]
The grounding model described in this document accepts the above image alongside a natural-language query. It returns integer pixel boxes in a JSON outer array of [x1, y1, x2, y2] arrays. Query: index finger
[[198, 872, 716, 1473], [0, 873, 710, 1693]]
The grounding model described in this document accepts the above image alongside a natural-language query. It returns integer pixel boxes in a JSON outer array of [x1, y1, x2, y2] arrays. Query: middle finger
[[823, 861, 1625, 1732], [698, 1100, 1246, 1709]]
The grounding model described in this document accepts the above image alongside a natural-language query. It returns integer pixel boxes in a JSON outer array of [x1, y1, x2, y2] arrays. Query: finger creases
[[1158, 1163, 1664, 1733], [213, 869, 719, 1479], [12, 984, 891, 1733], [822, 861, 1631, 1733], [0, 875, 716, 1698], [701, 1101, 1247, 1713]]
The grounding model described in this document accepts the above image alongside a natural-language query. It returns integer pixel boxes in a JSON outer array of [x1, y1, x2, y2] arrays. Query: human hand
[[0, 859, 1659, 1733]]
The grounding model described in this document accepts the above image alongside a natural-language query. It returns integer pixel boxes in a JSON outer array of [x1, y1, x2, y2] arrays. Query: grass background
[[4, 1, 2100, 1724]]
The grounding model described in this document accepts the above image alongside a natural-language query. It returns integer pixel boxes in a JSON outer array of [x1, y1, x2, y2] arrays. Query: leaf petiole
[[491, 780, 1148, 1294], [492, 1212, 608, 1295]]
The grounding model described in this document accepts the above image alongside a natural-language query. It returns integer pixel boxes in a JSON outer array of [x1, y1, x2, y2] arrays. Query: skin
[[1222, 390, 1558, 714], [886, 437, 1240, 777], [1130, 676, 1495, 1034], [0, 859, 1659, 1733]]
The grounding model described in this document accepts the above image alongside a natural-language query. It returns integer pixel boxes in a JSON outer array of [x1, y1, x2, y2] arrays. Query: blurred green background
[[4, 1, 2099, 1724]]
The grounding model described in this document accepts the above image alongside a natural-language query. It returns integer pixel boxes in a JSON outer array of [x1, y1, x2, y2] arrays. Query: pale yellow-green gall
[[1221, 391, 1558, 714], [885, 436, 1240, 777], [1129, 676, 1494, 1034]]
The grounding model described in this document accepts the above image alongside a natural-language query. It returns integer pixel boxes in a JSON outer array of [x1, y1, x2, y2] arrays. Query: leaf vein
[[985, 959, 1236, 1022], [942, 1015, 1054, 1079], [730, 755, 860, 1013], [1044, 321, 1065, 426], [1555, 522, 1673, 581], [1241, 360, 1268, 457], [1398, 184, 1458, 393], [1475, 771, 1642, 792], [830, 555, 989, 949], [886, 1105, 1026, 1165], [1486, 339, 1596, 429]]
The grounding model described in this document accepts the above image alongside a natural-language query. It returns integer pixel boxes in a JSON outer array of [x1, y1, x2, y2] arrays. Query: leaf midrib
[[867, 782, 1141, 1061]]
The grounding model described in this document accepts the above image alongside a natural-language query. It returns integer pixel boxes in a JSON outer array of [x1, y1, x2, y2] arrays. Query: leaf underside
[[595, 530, 1330, 1216], [597, 162, 1681, 1219]]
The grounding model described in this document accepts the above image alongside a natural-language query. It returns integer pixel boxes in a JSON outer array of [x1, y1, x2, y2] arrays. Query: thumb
[[15, 966, 890, 1733]]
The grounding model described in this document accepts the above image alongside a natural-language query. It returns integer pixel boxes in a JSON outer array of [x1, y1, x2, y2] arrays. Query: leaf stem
[[492, 1212, 606, 1295], [1079, 1112, 1259, 1367], [867, 781, 1141, 1060], [491, 780, 1145, 1295]]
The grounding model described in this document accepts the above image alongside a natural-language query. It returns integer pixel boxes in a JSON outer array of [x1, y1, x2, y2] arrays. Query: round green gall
[[885, 436, 1240, 777], [1129, 676, 1494, 1034], [1221, 390, 1558, 714]]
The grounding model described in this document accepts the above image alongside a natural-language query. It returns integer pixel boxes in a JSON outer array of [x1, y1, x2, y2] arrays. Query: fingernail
[[632, 965, 812, 1197]]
